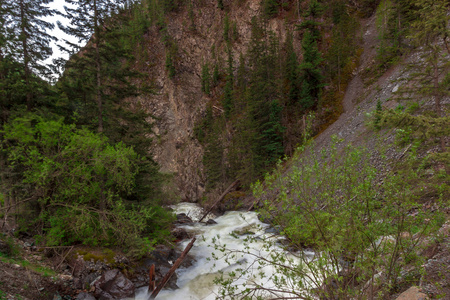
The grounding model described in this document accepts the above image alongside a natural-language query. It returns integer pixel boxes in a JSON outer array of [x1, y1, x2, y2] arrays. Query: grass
[[0, 252, 56, 278]]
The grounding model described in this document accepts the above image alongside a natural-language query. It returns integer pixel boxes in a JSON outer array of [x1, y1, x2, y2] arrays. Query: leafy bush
[[1, 113, 172, 254], [212, 137, 444, 299]]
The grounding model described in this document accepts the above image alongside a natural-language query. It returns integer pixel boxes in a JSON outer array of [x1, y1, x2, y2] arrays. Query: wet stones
[[93, 269, 135, 300], [205, 219, 217, 225], [171, 227, 191, 241], [175, 213, 194, 225]]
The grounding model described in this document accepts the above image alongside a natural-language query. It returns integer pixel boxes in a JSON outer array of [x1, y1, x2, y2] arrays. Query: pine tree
[[299, 29, 323, 109], [403, 0, 449, 152], [201, 62, 211, 95], [284, 32, 300, 105], [0, 0, 57, 110], [58, 1, 165, 209], [223, 13, 230, 42], [263, 0, 279, 19], [223, 44, 234, 118], [325, 6, 357, 91], [218, 0, 224, 10], [58, 0, 127, 133]]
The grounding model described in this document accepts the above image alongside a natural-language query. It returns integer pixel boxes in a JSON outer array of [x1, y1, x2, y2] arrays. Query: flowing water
[[131, 202, 313, 300]]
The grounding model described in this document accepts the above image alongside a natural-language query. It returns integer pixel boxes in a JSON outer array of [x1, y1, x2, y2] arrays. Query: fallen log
[[198, 180, 239, 223], [149, 237, 196, 299]]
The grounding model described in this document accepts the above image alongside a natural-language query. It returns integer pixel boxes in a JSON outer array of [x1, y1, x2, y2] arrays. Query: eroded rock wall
[[138, 1, 301, 201]]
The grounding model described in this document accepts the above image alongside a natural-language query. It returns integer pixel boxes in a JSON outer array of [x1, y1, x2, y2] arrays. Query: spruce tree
[[263, 0, 279, 19], [58, 0, 126, 133], [58, 1, 166, 208], [299, 29, 323, 109], [403, 0, 449, 152], [284, 32, 300, 105], [0, 0, 57, 110], [223, 44, 234, 118], [201, 62, 211, 95]]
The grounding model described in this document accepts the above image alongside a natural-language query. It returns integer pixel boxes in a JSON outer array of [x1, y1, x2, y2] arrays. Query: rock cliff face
[[138, 1, 302, 201]]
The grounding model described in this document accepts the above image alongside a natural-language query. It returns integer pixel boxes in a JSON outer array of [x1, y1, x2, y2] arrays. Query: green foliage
[[223, 45, 234, 119], [203, 120, 226, 189], [201, 63, 211, 95], [0, 0, 57, 94], [359, 0, 382, 17], [1, 114, 171, 253], [194, 105, 214, 144], [218, 0, 224, 10], [299, 29, 323, 109], [161, 0, 183, 13], [0, 234, 19, 257], [261, 100, 285, 164], [212, 63, 220, 86], [262, 0, 279, 18], [375, 0, 403, 68], [188, 0, 195, 31], [213, 138, 445, 299], [379, 109, 450, 148], [223, 13, 230, 42], [166, 51, 176, 78], [284, 32, 300, 105], [324, 5, 358, 90], [0, 250, 56, 277], [374, 99, 383, 129]]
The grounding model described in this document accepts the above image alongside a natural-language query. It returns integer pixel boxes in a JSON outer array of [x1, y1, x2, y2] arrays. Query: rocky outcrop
[[139, 1, 302, 201]]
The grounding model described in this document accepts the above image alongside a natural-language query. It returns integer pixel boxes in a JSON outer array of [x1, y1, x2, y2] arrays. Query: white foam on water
[[127, 203, 316, 300]]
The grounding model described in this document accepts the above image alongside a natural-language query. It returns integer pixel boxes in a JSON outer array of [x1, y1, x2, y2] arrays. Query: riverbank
[[1, 203, 449, 300]]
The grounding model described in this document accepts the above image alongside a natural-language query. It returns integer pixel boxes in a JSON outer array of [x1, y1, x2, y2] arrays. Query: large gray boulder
[[93, 269, 135, 300]]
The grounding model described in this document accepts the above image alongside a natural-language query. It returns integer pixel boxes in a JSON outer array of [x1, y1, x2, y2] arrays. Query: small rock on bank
[[395, 286, 429, 300], [76, 292, 96, 300]]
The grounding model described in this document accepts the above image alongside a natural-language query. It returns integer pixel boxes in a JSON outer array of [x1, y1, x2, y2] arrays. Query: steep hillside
[[133, 0, 363, 201]]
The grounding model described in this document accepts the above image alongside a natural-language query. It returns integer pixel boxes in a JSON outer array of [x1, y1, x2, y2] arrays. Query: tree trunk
[[150, 237, 196, 299], [94, 0, 103, 133], [199, 180, 240, 222], [19, 0, 32, 111]]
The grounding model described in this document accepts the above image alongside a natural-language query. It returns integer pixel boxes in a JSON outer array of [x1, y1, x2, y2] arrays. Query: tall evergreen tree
[[58, 1, 166, 209], [403, 0, 449, 152], [284, 32, 300, 105], [297, 0, 324, 110], [58, 0, 125, 133], [223, 44, 234, 118], [0, 0, 57, 110], [263, 0, 279, 19], [299, 29, 323, 109]]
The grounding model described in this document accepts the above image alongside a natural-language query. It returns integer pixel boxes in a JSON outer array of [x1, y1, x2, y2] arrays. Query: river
[[130, 202, 314, 300]]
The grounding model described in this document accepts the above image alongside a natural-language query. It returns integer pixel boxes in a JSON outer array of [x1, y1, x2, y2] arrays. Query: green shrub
[[1, 114, 172, 254], [212, 137, 444, 299]]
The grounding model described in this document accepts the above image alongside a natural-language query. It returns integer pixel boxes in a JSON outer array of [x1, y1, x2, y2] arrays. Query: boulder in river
[[171, 227, 190, 240], [205, 219, 217, 225], [175, 213, 193, 225], [93, 269, 135, 299]]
